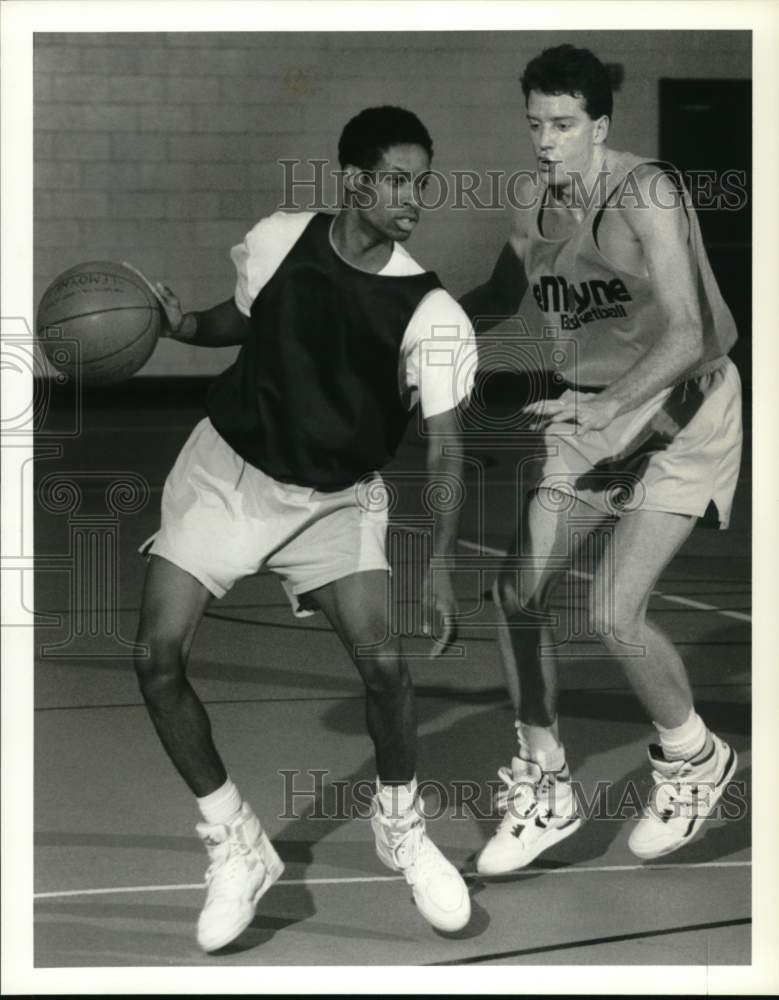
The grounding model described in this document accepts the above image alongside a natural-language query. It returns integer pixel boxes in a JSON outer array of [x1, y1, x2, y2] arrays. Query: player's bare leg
[[135, 556, 223, 793], [134, 555, 283, 952], [310, 570, 470, 932], [492, 490, 606, 724], [310, 570, 416, 784], [478, 491, 602, 875], [590, 509, 696, 725]]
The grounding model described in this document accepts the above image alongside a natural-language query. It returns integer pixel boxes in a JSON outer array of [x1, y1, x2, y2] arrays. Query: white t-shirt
[[231, 211, 477, 419]]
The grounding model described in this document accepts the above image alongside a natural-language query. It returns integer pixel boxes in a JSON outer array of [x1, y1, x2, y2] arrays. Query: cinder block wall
[[34, 30, 750, 375]]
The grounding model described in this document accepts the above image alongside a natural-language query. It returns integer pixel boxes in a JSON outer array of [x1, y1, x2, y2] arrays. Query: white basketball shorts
[[140, 418, 390, 615]]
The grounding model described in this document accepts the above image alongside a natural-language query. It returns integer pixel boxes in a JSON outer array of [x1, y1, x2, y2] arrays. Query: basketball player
[[133, 106, 474, 950], [459, 46, 742, 874]]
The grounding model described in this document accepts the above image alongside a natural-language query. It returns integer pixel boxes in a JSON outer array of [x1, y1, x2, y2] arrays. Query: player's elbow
[[425, 416, 464, 482], [666, 309, 704, 368], [681, 323, 704, 366]]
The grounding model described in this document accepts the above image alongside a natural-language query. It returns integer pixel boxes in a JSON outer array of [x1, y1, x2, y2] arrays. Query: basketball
[[37, 260, 161, 385]]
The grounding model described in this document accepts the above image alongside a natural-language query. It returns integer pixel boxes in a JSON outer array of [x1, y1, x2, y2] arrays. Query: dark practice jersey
[[207, 212, 442, 491], [519, 152, 737, 387]]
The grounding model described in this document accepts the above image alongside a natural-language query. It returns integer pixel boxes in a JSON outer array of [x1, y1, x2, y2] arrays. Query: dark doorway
[[659, 78, 751, 380]]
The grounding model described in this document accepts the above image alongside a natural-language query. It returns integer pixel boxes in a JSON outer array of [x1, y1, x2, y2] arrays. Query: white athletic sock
[[197, 777, 244, 826], [377, 776, 418, 819], [515, 718, 565, 772], [654, 708, 709, 761]]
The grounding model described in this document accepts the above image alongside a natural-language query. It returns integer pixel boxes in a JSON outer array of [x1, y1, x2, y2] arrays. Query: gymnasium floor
[[32, 382, 751, 968]]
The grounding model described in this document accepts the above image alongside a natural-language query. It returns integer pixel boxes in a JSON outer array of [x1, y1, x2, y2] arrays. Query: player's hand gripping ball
[[37, 260, 162, 386]]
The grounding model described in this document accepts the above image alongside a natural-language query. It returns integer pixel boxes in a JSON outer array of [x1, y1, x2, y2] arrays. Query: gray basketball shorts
[[527, 358, 743, 528]]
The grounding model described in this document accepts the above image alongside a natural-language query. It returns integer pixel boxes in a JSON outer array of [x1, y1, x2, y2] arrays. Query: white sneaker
[[195, 802, 285, 952], [628, 734, 738, 860], [476, 756, 582, 875], [371, 795, 470, 932]]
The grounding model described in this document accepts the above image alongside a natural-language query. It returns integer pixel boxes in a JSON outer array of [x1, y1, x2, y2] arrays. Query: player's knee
[[134, 628, 186, 699], [493, 569, 549, 616], [360, 648, 410, 698], [588, 596, 645, 647]]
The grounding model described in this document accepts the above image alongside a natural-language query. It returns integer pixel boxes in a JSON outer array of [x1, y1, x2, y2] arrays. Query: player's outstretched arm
[[123, 262, 250, 347]]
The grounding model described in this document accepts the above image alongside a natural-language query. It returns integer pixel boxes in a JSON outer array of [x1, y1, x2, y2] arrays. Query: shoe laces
[[204, 835, 256, 894], [391, 822, 452, 886], [378, 809, 453, 880], [494, 765, 539, 819], [650, 763, 705, 818], [382, 813, 425, 870]]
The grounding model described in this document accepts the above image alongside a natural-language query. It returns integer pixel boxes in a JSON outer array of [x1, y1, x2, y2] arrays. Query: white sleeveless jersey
[[519, 151, 737, 387]]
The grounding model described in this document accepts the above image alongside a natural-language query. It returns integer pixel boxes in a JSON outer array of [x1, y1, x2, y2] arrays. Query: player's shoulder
[[616, 153, 686, 210], [243, 210, 317, 247], [381, 247, 470, 328], [615, 154, 689, 237], [386, 240, 427, 276], [411, 285, 473, 334]]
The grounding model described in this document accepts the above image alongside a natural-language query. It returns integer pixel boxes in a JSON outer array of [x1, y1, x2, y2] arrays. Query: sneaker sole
[[476, 815, 583, 876], [198, 835, 285, 953], [628, 746, 739, 860]]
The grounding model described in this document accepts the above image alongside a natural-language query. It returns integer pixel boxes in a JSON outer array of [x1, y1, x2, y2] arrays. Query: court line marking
[[34, 859, 751, 901], [457, 539, 752, 623], [33, 678, 752, 714], [430, 915, 751, 966]]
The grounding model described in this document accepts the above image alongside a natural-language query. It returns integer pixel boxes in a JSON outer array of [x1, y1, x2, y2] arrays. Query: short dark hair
[[520, 44, 613, 120], [338, 105, 433, 170]]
